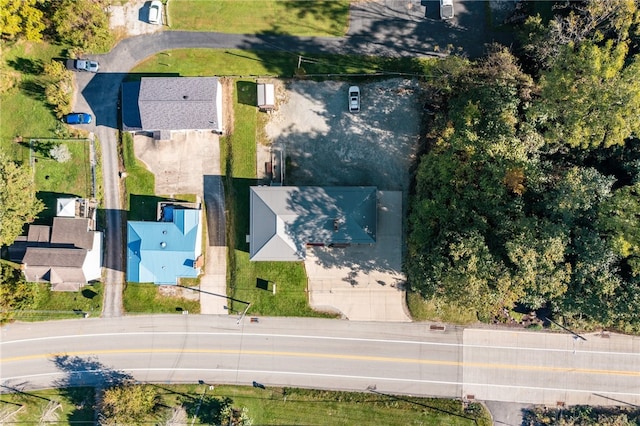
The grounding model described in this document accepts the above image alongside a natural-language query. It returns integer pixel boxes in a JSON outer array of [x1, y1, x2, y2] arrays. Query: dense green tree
[[0, 153, 44, 247], [531, 40, 640, 149], [518, 0, 640, 70], [0, 262, 38, 323], [43, 60, 73, 118], [99, 383, 160, 425], [0, 0, 45, 41], [598, 181, 640, 276], [51, 0, 113, 52]]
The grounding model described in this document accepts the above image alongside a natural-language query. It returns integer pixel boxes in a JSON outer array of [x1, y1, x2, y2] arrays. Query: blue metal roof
[[127, 209, 201, 284]]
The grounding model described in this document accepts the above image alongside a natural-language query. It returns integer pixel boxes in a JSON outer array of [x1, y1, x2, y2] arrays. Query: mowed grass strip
[[13, 283, 103, 322], [168, 0, 350, 36], [123, 283, 200, 314], [0, 385, 491, 426], [132, 49, 436, 78]]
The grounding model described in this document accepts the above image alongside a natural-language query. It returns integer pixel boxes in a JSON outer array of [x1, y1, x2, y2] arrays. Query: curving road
[[2, 317, 640, 406]]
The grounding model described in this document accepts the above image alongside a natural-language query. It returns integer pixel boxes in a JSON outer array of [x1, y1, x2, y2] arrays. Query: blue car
[[64, 113, 92, 124]]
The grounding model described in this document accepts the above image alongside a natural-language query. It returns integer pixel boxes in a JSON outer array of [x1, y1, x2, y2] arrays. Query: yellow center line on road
[[3, 348, 639, 377]]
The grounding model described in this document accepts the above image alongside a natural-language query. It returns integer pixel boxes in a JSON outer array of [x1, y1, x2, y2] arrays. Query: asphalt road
[[2, 317, 639, 406]]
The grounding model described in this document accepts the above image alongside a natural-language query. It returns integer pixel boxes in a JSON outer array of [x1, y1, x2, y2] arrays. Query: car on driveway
[[148, 0, 162, 25], [66, 59, 99, 73], [64, 113, 92, 125], [348, 86, 360, 112]]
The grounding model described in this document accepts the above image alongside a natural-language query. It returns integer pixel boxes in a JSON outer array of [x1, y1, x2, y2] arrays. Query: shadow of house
[[127, 203, 204, 284], [121, 77, 224, 135], [249, 186, 377, 261], [7, 198, 102, 291]]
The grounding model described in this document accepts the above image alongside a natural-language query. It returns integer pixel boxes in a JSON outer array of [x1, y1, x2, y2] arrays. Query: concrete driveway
[[134, 130, 217, 196], [305, 191, 410, 321]]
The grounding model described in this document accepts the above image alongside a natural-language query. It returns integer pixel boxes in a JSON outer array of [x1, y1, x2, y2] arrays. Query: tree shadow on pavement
[[51, 354, 133, 424]]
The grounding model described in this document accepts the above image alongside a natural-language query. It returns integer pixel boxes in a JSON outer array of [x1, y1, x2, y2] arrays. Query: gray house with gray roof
[[121, 77, 223, 133], [249, 186, 377, 261]]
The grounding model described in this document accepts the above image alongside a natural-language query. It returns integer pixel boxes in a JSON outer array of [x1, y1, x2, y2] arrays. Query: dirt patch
[[158, 285, 200, 301], [108, 0, 164, 38]]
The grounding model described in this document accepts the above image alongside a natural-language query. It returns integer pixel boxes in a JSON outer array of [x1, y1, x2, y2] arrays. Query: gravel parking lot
[[264, 79, 423, 321], [265, 78, 422, 193]]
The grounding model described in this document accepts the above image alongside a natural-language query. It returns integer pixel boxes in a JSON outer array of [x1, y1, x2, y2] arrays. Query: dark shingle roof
[[51, 218, 93, 249], [121, 77, 222, 132]]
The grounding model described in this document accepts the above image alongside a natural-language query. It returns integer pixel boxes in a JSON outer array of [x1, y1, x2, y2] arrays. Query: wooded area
[[407, 0, 640, 331]]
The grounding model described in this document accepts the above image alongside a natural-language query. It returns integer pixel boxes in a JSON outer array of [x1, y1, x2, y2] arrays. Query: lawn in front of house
[[123, 283, 200, 314], [168, 0, 350, 36], [32, 139, 92, 222], [11, 283, 103, 322]]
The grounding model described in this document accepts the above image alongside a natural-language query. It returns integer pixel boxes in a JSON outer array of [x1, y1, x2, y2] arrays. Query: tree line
[[406, 0, 640, 332]]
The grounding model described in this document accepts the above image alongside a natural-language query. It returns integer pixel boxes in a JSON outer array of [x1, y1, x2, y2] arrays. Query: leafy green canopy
[[407, 42, 640, 330], [0, 152, 44, 247]]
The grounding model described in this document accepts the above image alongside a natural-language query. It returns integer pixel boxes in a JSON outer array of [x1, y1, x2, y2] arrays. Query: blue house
[[127, 206, 203, 284]]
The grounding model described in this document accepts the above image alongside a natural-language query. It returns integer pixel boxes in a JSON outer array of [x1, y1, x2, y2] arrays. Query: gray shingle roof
[[51, 218, 93, 249], [250, 186, 377, 261], [121, 77, 223, 132]]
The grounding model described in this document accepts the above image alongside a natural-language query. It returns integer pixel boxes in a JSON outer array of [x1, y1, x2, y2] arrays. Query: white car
[[440, 0, 454, 19], [348, 86, 360, 113], [148, 0, 163, 25]]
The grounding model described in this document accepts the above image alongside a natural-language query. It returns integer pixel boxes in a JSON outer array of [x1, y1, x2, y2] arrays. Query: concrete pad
[[305, 191, 410, 322], [134, 130, 219, 196], [199, 246, 228, 315]]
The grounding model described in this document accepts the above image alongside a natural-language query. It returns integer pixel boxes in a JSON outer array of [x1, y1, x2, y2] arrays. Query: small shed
[[257, 83, 275, 111]]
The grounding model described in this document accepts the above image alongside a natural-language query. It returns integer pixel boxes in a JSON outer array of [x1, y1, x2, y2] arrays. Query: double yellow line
[[3, 348, 639, 377]]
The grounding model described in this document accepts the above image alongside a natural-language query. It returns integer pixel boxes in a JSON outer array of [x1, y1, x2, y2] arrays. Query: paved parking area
[[134, 130, 217, 196], [264, 79, 421, 321]]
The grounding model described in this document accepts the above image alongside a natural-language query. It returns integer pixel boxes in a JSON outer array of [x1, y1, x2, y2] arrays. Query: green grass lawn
[[0, 41, 70, 161], [0, 385, 491, 425], [132, 48, 435, 78], [11, 283, 103, 322], [32, 140, 91, 222], [168, 0, 350, 36], [122, 283, 200, 314]]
